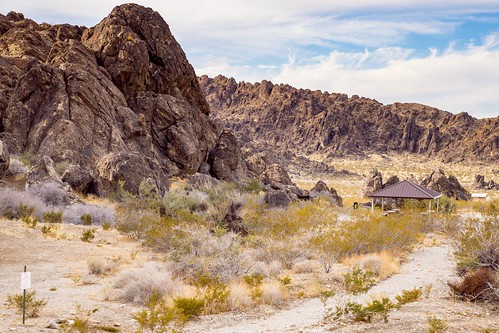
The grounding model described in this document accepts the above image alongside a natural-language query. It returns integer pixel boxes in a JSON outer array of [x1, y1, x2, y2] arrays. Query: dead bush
[[63, 204, 115, 226], [449, 267, 498, 302]]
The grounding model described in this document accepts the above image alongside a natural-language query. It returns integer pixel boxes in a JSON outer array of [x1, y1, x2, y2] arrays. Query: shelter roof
[[369, 180, 441, 200]]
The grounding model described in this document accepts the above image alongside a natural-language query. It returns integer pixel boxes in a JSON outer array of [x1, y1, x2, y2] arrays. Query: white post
[[381, 198, 384, 211], [371, 198, 374, 213]]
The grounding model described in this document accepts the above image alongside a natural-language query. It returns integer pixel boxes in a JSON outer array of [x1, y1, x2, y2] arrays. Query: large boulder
[[309, 180, 343, 207], [0, 5, 218, 195], [188, 173, 221, 191], [264, 189, 292, 208], [420, 169, 470, 200], [207, 130, 248, 183], [61, 164, 94, 193], [362, 168, 383, 197], [262, 163, 293, 186], [0, 140, 9, 178], [473, 174, 498, 190]]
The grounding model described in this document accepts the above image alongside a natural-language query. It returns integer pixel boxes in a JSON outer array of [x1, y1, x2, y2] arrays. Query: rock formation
[[473, 175, 498, 190], [199, 75, 499, 164], [0, 5, 218, 195], [0, 140, 9, 178], [309, 180, 343, 207], [420, 169, 471, 200], [362, 168, 384, 197]]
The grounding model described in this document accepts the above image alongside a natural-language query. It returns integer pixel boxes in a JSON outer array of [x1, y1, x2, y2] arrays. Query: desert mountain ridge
[[200, 75, 498, 165]]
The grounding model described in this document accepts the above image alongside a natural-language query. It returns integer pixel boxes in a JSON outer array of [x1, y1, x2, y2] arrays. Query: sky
[[2, 1, 499, 118]]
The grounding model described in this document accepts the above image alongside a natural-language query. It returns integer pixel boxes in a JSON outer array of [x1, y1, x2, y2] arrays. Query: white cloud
[[271, 33, 499, 118]]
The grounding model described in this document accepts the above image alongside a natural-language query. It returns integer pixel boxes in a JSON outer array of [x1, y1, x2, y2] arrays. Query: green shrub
[[437, 196, 456, 214], [343, 267, 375, 294], [132, 293, 185, 333], [427, 315, 448, 333], [6, 290, 47, 318], [43, 211, 63, 224], [194, 274, 230, 314], [55, 161, 69, 176], [80, 214, 92, 226], [173, 297, 205, 320], [19, 151, 36, 167], [81, 229, 96, 242], [277, 275, 292, 286], [333, 297, 397, 323], [395, 287, 423, 305], [243, 274, 264, 301], [18, 204, 34, 219], [241, 178, 264, 194]]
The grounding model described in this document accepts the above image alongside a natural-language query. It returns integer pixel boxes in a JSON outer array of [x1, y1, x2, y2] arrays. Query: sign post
[[21, 266, 31, 324]]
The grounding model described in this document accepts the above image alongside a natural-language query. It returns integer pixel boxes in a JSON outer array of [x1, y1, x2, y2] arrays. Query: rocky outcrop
[[420, 169, 471, 200], [200, 75, 499, 164], [0, 140, 9, 178], [188, 173, 221, 191], [207, 130, 248, 183], [0, 5, 218, 195], [473, 174, 498, 190], [61, 164, 94, 193], [309, 180, 343, 207], [264, 189, 292, 208], [362, 168, 384, 197]]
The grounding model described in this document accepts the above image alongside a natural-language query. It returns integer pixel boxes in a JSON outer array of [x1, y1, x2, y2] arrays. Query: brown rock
[[264, 189, 292, 208], [420, 169, 470, 200], [262, 163, 293, 186], [188, 173, 221, 191], [363, 168, 383, 197], [0, 5, 218, 194], [207, 130, 248, 183], [61, 165, 94, 193], [200, 75, 499, 165], [0, 140, 9, 178], [310, 180, 343, 206]]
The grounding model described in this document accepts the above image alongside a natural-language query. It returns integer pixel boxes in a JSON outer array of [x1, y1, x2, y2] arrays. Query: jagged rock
[[26, 156, 62, 188], [0, 140, 9, 178], [61, 164, 94, 193], [384, 175, 400, 188], [264, 189, 292, 208], [45, 320, 59, 329], [474, 174, 498, 190], [0, 5, 218, 195], [309, 180, 343, 207], [188, 173, 220, 191], [245, 153, 268, 177], [420, 169, 470, 200], [262, 163, 293, 186], [207, 130, 248, 183], [95, 152, 166, 196], [363, 168, 383, 197], [198, 162, 211, 175], [200, 75, 499, 165]]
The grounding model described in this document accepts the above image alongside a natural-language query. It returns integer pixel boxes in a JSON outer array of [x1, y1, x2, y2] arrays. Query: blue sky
[[2, 1, 499, 118]]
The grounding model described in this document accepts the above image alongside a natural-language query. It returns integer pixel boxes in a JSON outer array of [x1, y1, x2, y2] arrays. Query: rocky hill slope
[[0, 5, 220, 194], [200, 75, 498, 164]]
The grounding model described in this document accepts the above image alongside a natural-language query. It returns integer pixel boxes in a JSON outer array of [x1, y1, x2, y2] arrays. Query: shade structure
[[369, 180, 442, 200]]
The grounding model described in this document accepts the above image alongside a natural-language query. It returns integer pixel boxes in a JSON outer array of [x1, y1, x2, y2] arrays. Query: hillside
[[199, 75, 498, 164]]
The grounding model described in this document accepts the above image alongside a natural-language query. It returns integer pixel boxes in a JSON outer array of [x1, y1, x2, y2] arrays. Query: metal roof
[[369, 180, 442, 200]]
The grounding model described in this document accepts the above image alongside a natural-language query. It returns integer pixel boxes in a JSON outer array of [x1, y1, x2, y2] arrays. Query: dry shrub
[[344, 252, 400, 279], [63, 204, 115, 225], [449, 267, 498, 302], [0, 187, 49, 219], [292, 259, 318, 274], [261, 281, 287, 306], [27, 181, 70, 207], [114, 265, 181, 305], [87, 257, 120, 275], [227, 282, 252, 310]]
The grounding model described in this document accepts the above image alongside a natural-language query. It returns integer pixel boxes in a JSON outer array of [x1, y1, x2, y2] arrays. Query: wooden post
[[436, 197, 439, 213]]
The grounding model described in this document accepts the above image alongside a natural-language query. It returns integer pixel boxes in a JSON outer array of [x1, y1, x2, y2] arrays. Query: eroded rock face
[[207, 130, 248, 183], [200, 75, 499, 164], [0, 5, 218, 194], [0, 140, 9, 178], [310, 180, 343, 207], [420, 169, 470, 200], [363, 168, 383, 197], [62, 164, 94, 193]]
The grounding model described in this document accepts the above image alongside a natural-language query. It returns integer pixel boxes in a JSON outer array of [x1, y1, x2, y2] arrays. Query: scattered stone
[[46, 320, 59, 329]]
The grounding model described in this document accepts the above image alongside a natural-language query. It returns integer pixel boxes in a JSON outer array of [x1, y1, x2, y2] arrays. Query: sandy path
[[187, 244, 455, 333]]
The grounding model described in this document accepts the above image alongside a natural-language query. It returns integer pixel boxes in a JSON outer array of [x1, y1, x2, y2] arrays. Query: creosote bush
[[43, 210, 63, 224], [343, 267, 375, 294], [81, 229, 96, 242], [6, 290, 47, 318]]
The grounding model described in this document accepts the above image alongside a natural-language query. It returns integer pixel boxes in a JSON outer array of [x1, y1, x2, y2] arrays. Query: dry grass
[[344, 252, 401, 280]]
